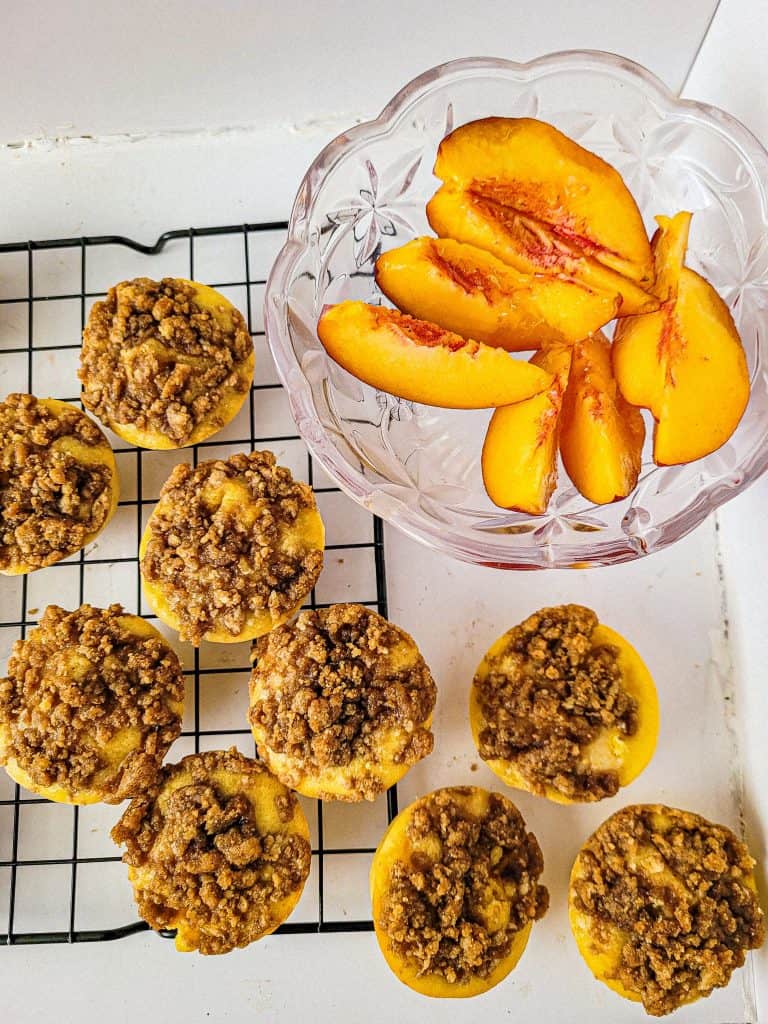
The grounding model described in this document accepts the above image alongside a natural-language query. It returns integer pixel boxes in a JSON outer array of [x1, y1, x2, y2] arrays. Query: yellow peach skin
[[375, 237, 619, 351], [470, 623, 659, 804], [481, 346, 572, 514], [370, 787, 535, 997], [316, 301, 552, 409]]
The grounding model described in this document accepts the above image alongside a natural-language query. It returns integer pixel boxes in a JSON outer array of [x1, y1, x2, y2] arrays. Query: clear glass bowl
[[265, 52, 768, 568]]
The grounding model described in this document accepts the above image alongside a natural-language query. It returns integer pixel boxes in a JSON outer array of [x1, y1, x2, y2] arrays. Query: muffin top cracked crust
[[248, 603, 436, 801], [111, 748, 311, 954], [0, 394, 118, 574], [569, 804, 765, 1016], [470, 605, 658, 803], [140, 450, 324, 645], [0, 604, 184, 804], [371, 786, 548, 997], [80, 277, 254, 449]]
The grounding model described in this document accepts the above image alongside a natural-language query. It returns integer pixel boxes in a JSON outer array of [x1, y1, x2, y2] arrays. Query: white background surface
[[4, 0, 718, 140], [2, 0, 768, 1021]]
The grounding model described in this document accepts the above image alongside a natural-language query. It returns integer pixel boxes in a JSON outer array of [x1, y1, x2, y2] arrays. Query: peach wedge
[[613, 213, 750, 464], [427, 117, 657, 316], [559, 332, 645, 505], [482, 346, 572, 513], [375, 237, 619, 351], [316, 301, 551, 409]]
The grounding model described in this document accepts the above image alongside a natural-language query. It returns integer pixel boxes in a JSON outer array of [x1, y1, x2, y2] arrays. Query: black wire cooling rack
[[0, 222, 395, 945]]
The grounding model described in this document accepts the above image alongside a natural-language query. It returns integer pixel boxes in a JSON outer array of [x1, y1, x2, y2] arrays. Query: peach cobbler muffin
[[470, 605, 658, 804], [249, 603, 436, 801], [112, 748, 311, 954], [0, 604, 184, 803], [371, 786, 548, 997], [140, 451, 324, 645], [80, 277, 254, 449], [0, 394, 118, 573], [569, 804, 765, 1015]]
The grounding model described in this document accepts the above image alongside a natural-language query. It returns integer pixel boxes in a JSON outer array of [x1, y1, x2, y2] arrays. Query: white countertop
[[2, 1, 767, 1020]]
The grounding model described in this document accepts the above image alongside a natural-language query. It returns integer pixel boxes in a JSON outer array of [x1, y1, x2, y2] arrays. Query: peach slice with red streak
[[427, 117, 658, 316], [316, 301, 552, 409], [482, 346, 572, 513], [613, 212, 750, 465], [375, 237, 619, 351], [559, 332, 645, 505]]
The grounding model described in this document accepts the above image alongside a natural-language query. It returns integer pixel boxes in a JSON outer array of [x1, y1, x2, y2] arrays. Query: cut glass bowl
[[266, 52, 768, 568]]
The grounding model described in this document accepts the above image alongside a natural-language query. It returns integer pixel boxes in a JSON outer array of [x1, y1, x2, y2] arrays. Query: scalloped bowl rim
[[265, 51, 768, 569]]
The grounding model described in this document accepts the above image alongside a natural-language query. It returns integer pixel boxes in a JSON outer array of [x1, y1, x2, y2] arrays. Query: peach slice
[[433, 118, 653, 283], [427, 188, 658, 317], [482, 346, 572, 513], [613, 213, 750, 464], [612, 214, 690, 412], [559, 332, 645, 505], [316, 300, 551, 409], [427, 117, 657, 316], [375, 237, 619, 351]]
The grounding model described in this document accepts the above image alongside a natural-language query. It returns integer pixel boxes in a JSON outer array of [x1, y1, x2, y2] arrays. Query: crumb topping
[[140, 451, 323, 645], [0, 394, 114, 570], [474, 605, 637, 800], [80, 278, 252, 445], [0, 604, 184, 800], [379, 788, 548, 983], [571, 805, 765, 1016], [112, 749, 311, 955], [249, 604, 436, 799]]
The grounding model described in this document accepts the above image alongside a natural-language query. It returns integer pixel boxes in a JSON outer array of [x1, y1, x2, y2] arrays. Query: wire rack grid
[[0, 222, 396, 945]]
